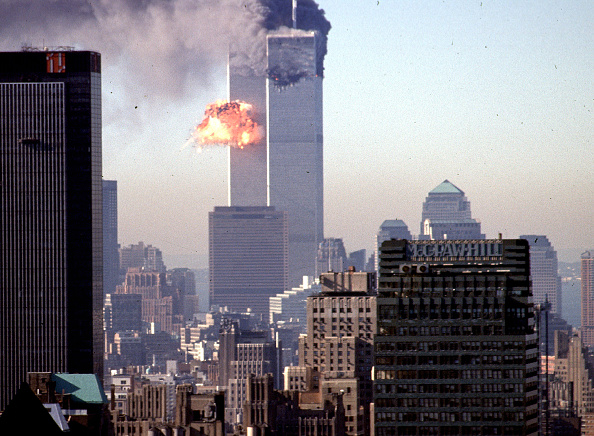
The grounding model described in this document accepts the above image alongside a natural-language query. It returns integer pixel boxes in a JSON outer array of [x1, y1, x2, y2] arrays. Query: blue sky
[[108, 0, 593, 265], [2, 0, 592, 265]]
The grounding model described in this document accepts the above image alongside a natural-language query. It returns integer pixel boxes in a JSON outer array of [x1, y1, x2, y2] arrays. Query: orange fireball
[[191, 99, 261, 149]]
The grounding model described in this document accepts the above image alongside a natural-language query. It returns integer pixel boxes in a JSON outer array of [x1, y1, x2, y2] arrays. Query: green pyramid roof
[[429, 180, 464, 195], [52, 374, 108, 405]]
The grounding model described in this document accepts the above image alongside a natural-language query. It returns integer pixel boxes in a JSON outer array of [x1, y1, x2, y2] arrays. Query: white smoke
[[0, 0, 271, 99]]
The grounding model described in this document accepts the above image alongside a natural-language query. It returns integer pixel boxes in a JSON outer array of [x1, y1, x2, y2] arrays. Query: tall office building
[[103, 180, 119, 295], [316, 237, 347, 276], [227, 60, 267, 207], [267, 31, 324, 286], [374, 239, 538, 435], [120, 241, 166, 274], [209, 206, 288, 317], [0, 49, 103, 409], [420, 180, 484, 240], [375, 219, 412, 272], [581, 251, 594, 347], [521, 235, 562, 316]]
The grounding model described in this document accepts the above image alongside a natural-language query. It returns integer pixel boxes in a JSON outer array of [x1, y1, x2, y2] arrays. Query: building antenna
[[292, 0, 297, 29]]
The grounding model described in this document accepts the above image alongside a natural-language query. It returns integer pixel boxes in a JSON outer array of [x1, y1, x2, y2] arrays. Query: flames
[[190, 100, 261, 149]]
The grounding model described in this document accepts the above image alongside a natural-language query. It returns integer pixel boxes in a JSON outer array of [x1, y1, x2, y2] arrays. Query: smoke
[[0, 0, 330, 98]]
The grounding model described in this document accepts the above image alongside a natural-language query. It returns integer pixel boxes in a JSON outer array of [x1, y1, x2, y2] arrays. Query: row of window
[[375, 411, 524, 423], [375, 396, 525, 408], [374, 382, 526, 394], [375, 369, 526, 381]]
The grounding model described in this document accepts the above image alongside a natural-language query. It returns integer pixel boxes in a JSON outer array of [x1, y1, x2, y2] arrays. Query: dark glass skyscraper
[[374, 239, 538, 435], [0, 50, 103, 409]]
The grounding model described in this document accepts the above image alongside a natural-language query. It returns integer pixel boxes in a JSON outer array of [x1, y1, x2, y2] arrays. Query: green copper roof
[[52, 374, 108, 405], [429, 180, 464, 195]]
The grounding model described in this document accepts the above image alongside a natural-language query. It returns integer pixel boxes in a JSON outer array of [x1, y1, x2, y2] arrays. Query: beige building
[[554, 331, 594, 417], [298, 269, 376, 436]]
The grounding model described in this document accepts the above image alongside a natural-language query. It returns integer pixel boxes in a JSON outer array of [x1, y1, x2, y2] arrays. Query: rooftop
[[428, 179, 464, 195], [52, 374, 108, 405]]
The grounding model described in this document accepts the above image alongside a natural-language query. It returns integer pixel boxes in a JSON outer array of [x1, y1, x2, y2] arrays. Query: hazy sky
[[1, 0, 592, 265]]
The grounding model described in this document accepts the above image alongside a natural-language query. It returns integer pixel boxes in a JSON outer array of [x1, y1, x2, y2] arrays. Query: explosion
[[190, 100, 261, 149]]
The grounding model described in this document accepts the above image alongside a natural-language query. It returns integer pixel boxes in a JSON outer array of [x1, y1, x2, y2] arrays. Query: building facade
[[521, 235, 562, 316], [267, 30, 324, 287], [103, 180, 119, 295], [374, 239, 539, 435], [209, 206, 288, 316], [582, 251, 594, 348], [0, 49, 103, 409], [316, 238, 348, 276], [299, 270, 377, 436]]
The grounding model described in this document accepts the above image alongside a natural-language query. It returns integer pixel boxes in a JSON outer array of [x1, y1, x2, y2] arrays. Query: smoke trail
[[0, 0, 330, 97]]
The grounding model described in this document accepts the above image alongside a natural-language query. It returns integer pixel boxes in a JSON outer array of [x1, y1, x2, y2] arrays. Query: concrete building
[[582, 251, 594, 348], [116, 268, 182, 336], [0, 49, 103, 409], [243, 373, 346, 436], [299, 269, 377, 436], [217, 320, 280, 431], [419, 180, 484, 240], [119, 241, 166, 274], [209, 206, 288, 317], [550, 330, 594, 434], [104, 293, 142, 333], [521, 235, 562, 316], [269, 276, 320, 324], [374, 239, 538, 435]]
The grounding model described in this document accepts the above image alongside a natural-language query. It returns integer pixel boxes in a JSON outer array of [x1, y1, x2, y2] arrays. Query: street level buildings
[[0, 49, 103, 410], [374, 239, 538, 435]]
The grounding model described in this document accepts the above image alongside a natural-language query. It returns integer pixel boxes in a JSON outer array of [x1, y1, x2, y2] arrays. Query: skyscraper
[[209, 206, 288, 317], [375, 219, 412, 271], [316, 237, 347, 276], [420, 180, 484, 240], [581, 250, 594, 347], [374, 239, 538, 435], [521, 235, 562, 315], [0, 49, 103, 409], [227, 61, 267, 207], [267, 31, 324, 286], [103, 180, 119, 295]]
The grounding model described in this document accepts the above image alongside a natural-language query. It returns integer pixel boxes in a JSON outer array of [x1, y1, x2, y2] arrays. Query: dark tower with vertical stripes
[[0, 49, 103, 410]]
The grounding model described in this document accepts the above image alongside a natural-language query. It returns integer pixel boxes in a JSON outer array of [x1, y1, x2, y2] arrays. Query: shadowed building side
[[0, 50, 103, 410]]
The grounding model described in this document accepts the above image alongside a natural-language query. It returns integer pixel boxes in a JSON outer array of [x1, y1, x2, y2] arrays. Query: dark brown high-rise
[[0, 49, 103, 410]]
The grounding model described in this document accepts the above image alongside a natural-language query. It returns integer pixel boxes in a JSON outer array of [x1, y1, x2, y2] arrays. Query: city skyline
[[0, 1, 591, 266]]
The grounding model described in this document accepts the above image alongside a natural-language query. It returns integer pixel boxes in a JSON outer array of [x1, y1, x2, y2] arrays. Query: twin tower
[[209, 31, 324, 315]]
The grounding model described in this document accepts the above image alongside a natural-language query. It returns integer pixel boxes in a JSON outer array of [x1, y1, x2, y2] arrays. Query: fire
[[190, 99, 261, 149]]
